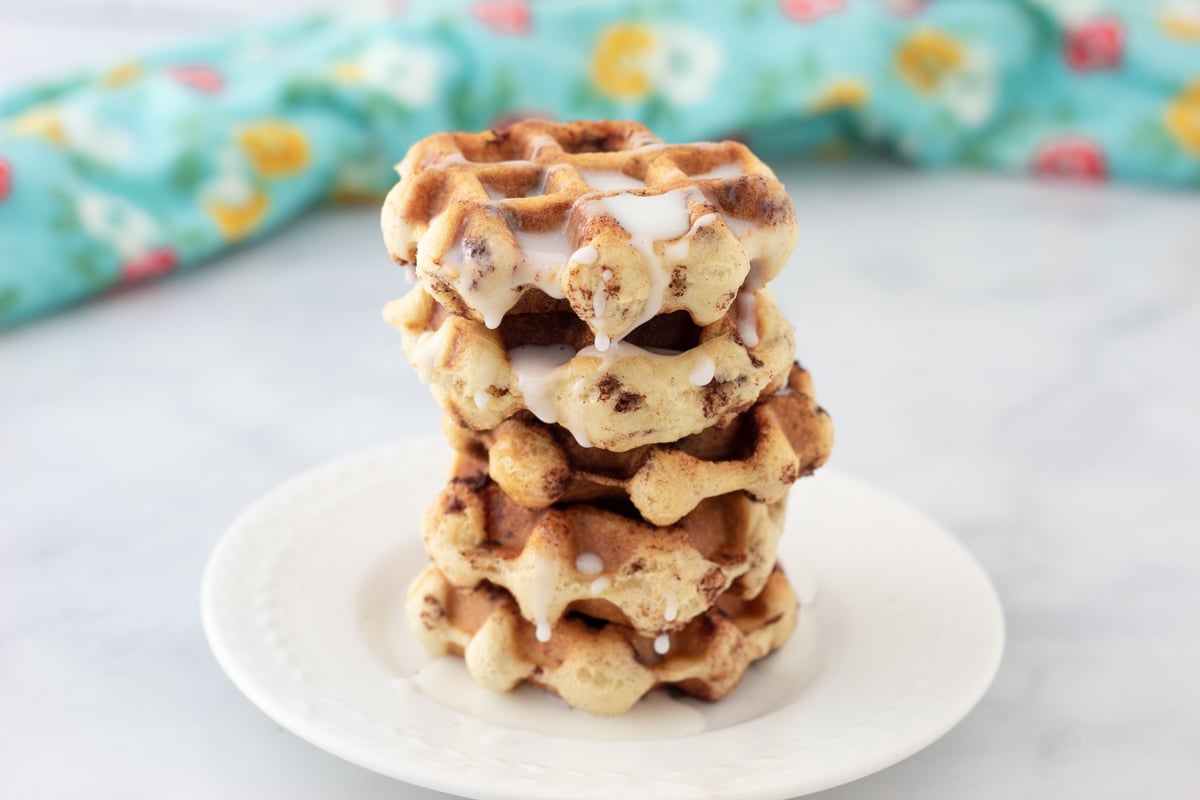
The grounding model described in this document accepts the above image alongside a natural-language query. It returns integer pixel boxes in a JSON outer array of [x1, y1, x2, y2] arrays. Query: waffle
[[445, 363, 833, 526], [384, 284, 794, 452], [380, 119, 798, 345], [424, 454, 785, 639], [408, 564, 798, 716]]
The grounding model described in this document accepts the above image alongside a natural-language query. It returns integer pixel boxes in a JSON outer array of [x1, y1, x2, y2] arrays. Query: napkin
[[1, 0, 1198, 325]]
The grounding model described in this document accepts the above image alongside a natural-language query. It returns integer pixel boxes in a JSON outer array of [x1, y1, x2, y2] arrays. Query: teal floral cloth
[[2, 0, 1199, 325]]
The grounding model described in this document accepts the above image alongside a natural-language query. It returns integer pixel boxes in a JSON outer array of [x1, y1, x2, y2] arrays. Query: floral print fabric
[[1, 0, 1198, 325]]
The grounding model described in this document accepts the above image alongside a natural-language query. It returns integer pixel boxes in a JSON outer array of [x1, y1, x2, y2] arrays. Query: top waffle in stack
[[381, 119, 797, 346], [382, 120, 803, 452]]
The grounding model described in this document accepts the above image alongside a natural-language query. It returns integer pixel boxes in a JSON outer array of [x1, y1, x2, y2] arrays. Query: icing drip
[[575, 552, 604, 575], [571, 244, 599, 265], [403, 264, 418, 284], [473, 389, 490, 409], [528, 552, 559, 643], [511, 226, 569, 300], [578, 168, 645, 191], [508, 345, 575, 424], [736, 261, 765, 348], [663, 212, 718, 262], [664, 599, 679, 623], [688, 353, 715, 386], [654, 633, 671, 655], [591, 190, 692, 341], [589, 576, 611, 595]]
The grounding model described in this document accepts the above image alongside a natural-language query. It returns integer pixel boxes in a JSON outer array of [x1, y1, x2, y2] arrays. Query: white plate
[[202, 439, 1004, 800]]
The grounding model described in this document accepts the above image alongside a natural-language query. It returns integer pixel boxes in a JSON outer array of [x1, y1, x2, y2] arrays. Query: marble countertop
[[4, 160, 1199, 799]]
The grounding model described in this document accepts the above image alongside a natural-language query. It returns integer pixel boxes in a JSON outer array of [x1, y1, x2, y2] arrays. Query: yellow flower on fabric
[[101, 63, 142, 87], [208, 188, 269, 241], [1165, 80, 1200, 154], [809, 79, 869, 112], [332, 61, 364, 84], [8, 105, 66, 145], [1161, 15, 1200, 40], [591, 24, 655, 101], [1159, 0, 1200, 40], [590, 24, 724, 106], [895, 30, 964, 94], [237, 121, 310, 178]]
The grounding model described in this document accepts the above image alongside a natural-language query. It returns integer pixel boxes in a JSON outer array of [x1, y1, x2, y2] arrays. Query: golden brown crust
[[381, 120, 798, 341], [444, 364, 833, 525], [384, 284, 795, 452], [407, 564, 799, 715], [423, 455, 786, 638]]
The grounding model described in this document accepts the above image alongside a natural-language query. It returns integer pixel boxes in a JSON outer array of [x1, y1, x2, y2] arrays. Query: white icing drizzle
[[594, 332, 611, 352], [403, 264, 419, 284], [571, 427, 593, 449], [664, 599, 679, 623], [722, 212, 755, 238], [663, 212, 718, 262], [589, 576, 611, 595], [578, 168, 645, 191], [508, 345, 575, 424], [571, 244, 599, 265], [592, 286, 607, 319], [736, 260, 765, 348], [511, 226, 569, 299], [528, 134, 559, 159], [590, 190, 693, 341], [473, 389, 490, 409], [691, 162, 744, 180], [574, 552, 604, 575], [653, 633, 671, 655], [528, 552, 559, 643], [602, 268, 613, 281], [577, 339, 685, 368], [688, 353, 716, 386]]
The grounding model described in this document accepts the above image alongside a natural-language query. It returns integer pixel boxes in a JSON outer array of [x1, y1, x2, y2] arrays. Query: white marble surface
[[4, 159, 1199, 798]]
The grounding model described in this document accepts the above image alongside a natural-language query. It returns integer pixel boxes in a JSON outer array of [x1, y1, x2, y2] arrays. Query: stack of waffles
[[382, 120, 833, 715]]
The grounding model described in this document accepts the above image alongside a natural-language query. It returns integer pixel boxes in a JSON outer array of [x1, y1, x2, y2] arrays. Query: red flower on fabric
[[779, 0, 845, 22], [168, 65, 224, 93], [473, 1, 531, 35], [120, 247, 179, 283], [1064, 17, 1124, 71], [1032, 137, 1107, 181], [0, 159, 10, 203]]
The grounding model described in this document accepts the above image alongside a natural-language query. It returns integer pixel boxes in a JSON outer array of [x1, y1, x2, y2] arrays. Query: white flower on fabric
[[8, 104, 133, 164], [206, 148, 256, 206], [1030, 0, 1104, 25], [644, 27, 725, 107], [936, 46, 997, 126], [77, 192, 161, 260], [346, 41, 441, 108], [62, 107, 134, 164]]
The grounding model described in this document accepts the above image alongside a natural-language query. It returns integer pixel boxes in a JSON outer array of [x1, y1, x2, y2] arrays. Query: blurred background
[[2, 1, 1198, 799]]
